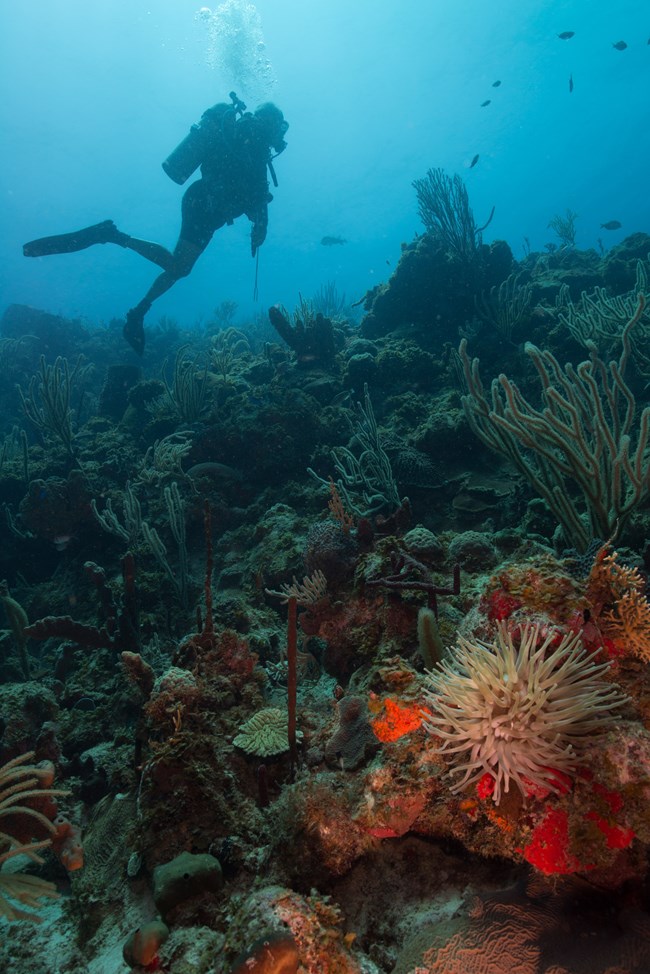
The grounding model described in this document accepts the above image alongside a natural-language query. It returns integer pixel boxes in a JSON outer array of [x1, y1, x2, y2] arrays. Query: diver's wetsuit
[[23, 110, 276, 355], [179, 112, 272, 251]]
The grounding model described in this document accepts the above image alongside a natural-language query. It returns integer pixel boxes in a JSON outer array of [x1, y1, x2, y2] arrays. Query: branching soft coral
[[603, 589, 650, 661], [0, 751, 68, 922], [588, 548, 650, 661]]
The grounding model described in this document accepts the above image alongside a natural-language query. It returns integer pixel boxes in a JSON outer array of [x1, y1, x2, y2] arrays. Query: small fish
[[492, 80, 501, 87], [612, 40, 628, 50], [557, 31, 575, 40], [531, 305, 551, 320], [185, 461, 243, 484], [53, 533, 75, 551], [600, 220, 622, 230], [569, 74, 574, 93], [330, 389, 354, 408], [321, 235, 347, 246], [480, 99, 491, 107], [469, 153, 479, 169]]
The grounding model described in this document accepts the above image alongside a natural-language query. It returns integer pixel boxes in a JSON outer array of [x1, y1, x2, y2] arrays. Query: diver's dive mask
[[273, 119, 289, 155], [255, 103, 289, 155]]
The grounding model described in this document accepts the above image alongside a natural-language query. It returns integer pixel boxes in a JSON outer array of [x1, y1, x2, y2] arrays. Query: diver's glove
[[251, 222, 267, 257]]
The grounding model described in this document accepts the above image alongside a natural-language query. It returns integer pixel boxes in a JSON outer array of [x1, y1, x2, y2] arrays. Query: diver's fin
[[23, 220, 129, 257], [123, 308, 146, 356]]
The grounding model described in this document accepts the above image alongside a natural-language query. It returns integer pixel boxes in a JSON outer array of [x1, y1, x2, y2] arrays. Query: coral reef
[[1, 215, 650, 974]]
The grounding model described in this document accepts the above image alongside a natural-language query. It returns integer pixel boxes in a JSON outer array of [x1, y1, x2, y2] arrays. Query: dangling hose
[[253, 249, 260, 302]]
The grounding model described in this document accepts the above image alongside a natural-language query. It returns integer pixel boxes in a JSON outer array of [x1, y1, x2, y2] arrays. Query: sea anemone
[[422, 622, 626, 804]]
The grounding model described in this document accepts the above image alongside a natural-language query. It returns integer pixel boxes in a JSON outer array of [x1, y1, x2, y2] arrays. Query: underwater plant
[[555, 259, 650, 373], [311, 280, 347, 319], [18, 354, 83, 461], [459, 294, 650, 551], [308, 384, 401, 517], [474, 271, 534, 342], [548, 208, 578, 247], [162, 345, 210, 422], [412, 167, 492, 266]]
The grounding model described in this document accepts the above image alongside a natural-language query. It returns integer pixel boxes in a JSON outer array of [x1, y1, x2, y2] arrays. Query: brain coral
[[234, 707, 302, 757]]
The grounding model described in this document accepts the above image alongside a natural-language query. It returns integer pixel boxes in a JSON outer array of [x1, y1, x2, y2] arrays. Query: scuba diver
[[23, 93, 289, 355]]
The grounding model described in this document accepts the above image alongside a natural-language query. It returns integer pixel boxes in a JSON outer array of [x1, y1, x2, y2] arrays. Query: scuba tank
[[162, 121, 204, 184], [162, 91, 247, 185]]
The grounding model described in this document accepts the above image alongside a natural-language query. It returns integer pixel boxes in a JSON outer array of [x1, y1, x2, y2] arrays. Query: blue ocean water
[[2, 0, 647, 329]]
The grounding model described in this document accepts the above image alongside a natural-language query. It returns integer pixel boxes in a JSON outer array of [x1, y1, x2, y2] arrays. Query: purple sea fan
[[422, 622, 626, 804]]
